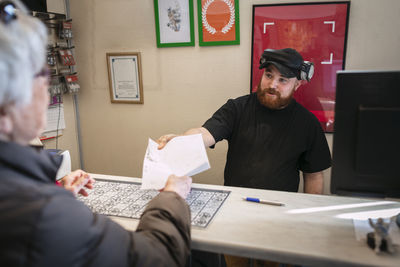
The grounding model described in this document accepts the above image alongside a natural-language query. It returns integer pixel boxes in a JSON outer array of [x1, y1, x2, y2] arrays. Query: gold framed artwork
[[106, 52, 144, 104]]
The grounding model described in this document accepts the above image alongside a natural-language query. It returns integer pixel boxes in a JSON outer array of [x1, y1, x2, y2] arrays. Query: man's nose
[[269, 78, 279, 89]]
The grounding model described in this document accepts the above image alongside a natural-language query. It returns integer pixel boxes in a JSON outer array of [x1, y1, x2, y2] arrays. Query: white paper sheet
[[44, 104, 66, 133], [141, 134, 210, 190]]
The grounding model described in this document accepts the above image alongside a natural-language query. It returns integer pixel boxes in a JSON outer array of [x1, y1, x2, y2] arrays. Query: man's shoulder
[[293, 100, 320, 122], [227, 93, 256, 107], [234, 93, 255, 101]]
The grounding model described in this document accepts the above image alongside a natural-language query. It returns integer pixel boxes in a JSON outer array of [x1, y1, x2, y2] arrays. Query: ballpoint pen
[[243, 197, 285, 206]]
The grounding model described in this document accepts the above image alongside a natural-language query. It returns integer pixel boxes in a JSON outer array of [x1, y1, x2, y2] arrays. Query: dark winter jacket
[[0, 140, 191, 267]]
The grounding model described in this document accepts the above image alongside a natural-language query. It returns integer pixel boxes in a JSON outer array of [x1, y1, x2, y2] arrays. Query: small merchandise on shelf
[[32, 11, 79, 98], [59, 21, 73, 39], [64, 74, 80, 94]]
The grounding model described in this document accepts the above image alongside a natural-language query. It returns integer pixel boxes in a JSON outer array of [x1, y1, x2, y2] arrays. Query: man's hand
[[60, 170, 95, 197], [161, 175, 192, 199], [157, 127, 216, 150], [157, 134, 179, 150]]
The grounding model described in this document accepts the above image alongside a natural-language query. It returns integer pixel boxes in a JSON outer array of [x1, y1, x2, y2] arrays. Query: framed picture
[[251, 2, 350, 132], [197, 0, 240, 46], [106, 52, 144, 104], [154, 0, 195, 47]]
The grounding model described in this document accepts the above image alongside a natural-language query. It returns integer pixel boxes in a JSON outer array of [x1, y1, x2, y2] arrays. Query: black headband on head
[[259, 48, 314, 81]]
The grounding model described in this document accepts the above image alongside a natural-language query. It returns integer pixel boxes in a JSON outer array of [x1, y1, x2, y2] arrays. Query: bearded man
[[157, 47, 331, 267], [158, 48, 331, 194]]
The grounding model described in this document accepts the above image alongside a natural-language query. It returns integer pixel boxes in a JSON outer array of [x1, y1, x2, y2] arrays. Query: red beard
[[256, 82, 295, 110]]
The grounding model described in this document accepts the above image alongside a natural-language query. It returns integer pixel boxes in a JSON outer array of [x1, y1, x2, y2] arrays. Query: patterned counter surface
[[78, 178, 230, 228]]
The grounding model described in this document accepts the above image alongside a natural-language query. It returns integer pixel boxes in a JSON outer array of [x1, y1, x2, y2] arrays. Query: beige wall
[[54, 0, 400, 194], [46, 0, 65, 14]]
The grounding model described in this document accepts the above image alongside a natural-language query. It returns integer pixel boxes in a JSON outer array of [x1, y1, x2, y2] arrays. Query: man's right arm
[[157, 127, 216, 149], [183, 127, 216, 147]]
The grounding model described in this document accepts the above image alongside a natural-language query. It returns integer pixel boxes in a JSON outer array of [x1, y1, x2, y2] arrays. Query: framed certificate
[[106, 52, 144, 104]]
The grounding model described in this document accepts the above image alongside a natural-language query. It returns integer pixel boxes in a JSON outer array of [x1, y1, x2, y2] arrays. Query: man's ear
[[294, 80, 304, 91]]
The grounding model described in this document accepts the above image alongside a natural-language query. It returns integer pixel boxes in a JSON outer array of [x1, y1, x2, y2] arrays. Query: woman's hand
[[60, 170, 95, 196]]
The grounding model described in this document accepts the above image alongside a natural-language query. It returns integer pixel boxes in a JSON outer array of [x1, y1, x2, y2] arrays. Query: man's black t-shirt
[[203, 93, 331, 192]]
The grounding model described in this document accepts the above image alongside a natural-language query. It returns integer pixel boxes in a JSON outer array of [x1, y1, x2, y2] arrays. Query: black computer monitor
[[331, 70, 400, 198], [21, 0, 47, 12]]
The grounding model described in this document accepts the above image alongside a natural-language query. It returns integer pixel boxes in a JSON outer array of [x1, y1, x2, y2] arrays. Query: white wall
[[52, 0, 400, 194]]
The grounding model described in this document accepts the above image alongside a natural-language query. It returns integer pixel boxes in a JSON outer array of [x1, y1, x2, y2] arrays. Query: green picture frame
[[154, 0, 195, 47], [197, 0, 240, 46]]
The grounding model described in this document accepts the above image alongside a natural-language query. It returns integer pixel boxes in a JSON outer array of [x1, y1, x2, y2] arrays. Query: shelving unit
[[31, 0, 85, 169]]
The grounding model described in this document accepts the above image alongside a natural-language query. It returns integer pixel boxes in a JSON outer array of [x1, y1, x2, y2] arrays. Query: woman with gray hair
[[0, 1, 192, 266], [0, 0, 48, 141]]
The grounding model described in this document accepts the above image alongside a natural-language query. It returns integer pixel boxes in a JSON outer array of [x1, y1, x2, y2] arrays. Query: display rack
[[32, 11, 80, 104]]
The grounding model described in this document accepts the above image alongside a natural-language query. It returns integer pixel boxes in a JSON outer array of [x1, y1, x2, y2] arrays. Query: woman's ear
[[0, 106, 13, 135]]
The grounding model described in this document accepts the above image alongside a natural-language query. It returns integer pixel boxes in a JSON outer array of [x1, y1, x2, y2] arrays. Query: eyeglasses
[[34, 66, 51, 80], [0, 1, 17, 24]]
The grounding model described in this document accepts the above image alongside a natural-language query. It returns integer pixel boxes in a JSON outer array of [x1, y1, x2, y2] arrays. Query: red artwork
[[251, 2, 350, 132]]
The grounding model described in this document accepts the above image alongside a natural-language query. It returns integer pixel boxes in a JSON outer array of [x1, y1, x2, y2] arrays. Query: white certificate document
[[110, 56, 140, 100], [141, 134, 210, 190]]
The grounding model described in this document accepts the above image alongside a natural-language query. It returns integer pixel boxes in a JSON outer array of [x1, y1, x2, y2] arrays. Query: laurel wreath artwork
[[197, 0, 240, 46], [202, 0, 235, 35]]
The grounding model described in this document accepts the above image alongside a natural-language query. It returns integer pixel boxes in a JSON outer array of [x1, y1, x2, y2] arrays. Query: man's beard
[[256, 82, 295, 110]]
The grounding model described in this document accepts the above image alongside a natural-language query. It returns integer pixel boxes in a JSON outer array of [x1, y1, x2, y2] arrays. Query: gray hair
[[0, 0, 48, 107]]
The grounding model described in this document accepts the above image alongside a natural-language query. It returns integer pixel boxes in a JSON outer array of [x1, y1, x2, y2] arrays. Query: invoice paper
[[141, 134, 210, 190]]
